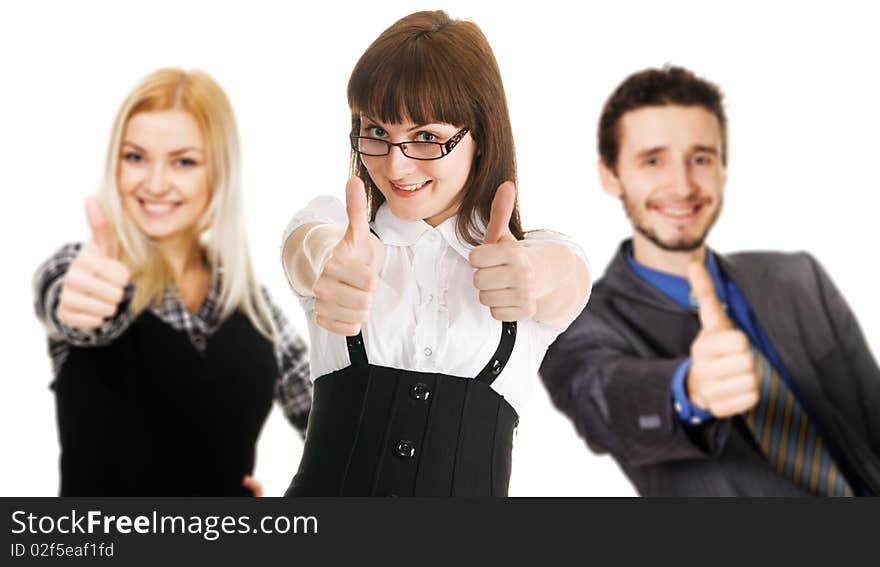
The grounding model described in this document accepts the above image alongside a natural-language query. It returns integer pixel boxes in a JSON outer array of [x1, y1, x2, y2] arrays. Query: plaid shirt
[[33, 243, 312, 433]]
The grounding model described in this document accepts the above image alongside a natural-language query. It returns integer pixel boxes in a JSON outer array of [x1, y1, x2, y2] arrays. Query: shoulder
[[725, 249, 814, 269], [256, 284, 285, 321], [724, 249, 825, 288]]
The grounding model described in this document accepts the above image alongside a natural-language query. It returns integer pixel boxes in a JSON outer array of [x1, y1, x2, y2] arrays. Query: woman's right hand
[[313, 178, 378, 336], [56, 198, 131, 330]]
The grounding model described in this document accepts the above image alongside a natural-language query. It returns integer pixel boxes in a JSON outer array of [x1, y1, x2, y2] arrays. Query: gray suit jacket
[[539, 241, 880, 496]]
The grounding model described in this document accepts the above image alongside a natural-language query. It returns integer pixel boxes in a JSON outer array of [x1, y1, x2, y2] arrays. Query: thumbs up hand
[[313, 177, 379, 336], [685, 262, 759, 418], [56, 197, 132, 331], [469, 182, 536, 322]]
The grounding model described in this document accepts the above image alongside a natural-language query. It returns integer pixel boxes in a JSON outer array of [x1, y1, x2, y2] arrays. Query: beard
[[620, 187, 722, 252]]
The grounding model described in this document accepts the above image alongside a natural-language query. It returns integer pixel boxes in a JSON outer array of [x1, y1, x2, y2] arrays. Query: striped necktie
[[744, 347, 854, 496]]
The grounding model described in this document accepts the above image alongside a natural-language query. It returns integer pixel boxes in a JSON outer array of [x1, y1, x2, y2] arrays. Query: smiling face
[[358, 115, 475, 227], [117, 109, 210, 243], [601, 104, 726, 254]]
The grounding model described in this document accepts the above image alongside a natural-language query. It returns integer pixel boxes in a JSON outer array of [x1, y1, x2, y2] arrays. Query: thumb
[[85, 197, 114, 257], [484, 181, 516, 244], [687, 261, 730, 331], [343, 176, 371, 254]]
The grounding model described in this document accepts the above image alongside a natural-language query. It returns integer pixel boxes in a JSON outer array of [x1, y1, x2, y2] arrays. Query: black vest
[[286, 321, 519, 496], [53, 310, 277, 496]]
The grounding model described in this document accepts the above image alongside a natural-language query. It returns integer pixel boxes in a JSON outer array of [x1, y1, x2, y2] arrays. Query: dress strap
[[344, 224, 380, 368], [474, 321, 517, 385]]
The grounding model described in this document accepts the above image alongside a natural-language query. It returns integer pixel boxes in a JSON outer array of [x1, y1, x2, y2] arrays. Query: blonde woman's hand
[[242, 475, 264, 497], [56, 198, 131, 330], [313, 178, 379, 336], [469, 182, 538, 322]]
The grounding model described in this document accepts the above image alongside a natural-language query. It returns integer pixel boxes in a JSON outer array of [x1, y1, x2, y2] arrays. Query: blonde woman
[[33, 69, 311, 496]]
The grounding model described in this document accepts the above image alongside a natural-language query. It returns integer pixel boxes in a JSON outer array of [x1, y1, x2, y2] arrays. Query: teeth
[[393, 181, 427, 192], [139, 198, 179, 215], [659, 206, 697, 217]]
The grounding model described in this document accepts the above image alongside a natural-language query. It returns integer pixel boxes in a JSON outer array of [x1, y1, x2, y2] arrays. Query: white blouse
[[282, 196, 589, 416]]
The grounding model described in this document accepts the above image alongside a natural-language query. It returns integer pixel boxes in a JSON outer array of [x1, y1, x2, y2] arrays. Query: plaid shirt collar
[[151, 271, 224, 335]]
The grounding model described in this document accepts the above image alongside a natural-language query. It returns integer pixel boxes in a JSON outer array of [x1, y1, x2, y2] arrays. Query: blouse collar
[[373, 202, 484, 261]]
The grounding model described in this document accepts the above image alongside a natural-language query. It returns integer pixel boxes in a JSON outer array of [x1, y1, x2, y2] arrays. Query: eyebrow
[[361, 115, 443, 132], [691, 145, 719, 155], [634, 145, 719, 159], [122, 141, 203, 156], [635, 146, 666, 160]]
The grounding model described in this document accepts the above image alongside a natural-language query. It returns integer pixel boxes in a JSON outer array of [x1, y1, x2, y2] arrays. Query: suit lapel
[[603, 243, 701, 357]]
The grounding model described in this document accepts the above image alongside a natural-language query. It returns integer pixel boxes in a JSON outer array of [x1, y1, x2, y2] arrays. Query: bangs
[[348, 33, 477, 128]]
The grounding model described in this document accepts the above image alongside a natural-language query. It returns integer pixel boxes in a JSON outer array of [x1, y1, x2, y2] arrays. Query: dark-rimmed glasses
[[350, 127, 470, 161]]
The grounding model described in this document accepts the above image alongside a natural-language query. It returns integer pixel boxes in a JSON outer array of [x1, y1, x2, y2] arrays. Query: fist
[[685, 262, 759, 418], [56, 198, 131, 330], [469, 182, 536, 321], [313, 177, 378, 336]]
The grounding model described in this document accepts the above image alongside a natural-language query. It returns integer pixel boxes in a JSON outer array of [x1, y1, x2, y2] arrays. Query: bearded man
[[539, 66, 880, 496]]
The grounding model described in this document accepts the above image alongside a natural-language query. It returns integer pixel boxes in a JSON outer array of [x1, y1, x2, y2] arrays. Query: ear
[[598, 158, 622, 198]]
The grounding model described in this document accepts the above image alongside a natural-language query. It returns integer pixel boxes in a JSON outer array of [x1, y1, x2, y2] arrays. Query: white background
[[1, 0, 877, 497]]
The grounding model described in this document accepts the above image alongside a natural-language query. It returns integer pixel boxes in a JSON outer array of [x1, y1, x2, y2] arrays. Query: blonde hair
[[98, 68, 277, 341]]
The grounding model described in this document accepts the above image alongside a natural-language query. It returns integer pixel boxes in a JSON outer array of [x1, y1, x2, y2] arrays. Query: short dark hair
[[598, 65, 727, 172]]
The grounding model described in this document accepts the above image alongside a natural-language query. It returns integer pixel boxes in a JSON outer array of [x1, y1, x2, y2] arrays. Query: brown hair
[[347, 10, 523, 245], [598, 65, 728, 173]]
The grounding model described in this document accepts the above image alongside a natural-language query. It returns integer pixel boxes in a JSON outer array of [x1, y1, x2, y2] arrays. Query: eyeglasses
[[350, 127, 470, 161]]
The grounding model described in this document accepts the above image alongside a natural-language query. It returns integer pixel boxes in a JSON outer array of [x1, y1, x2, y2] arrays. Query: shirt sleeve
[[539, 304, 732, 466], [33, 242, 135, 348], [670, 357, 715, 425], [281, 195, 348, 244], [522, 229, 592, 282], [262, 287, 312, 436], [280, 196, 349, 301], [522, 229, 593, 342]]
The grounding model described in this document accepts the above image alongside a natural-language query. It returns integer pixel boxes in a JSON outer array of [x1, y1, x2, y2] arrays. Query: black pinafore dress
[[54, 310, 277, 496], [286, 320, 519, 497]]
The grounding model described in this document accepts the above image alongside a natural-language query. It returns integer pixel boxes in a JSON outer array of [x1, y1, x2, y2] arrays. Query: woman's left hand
[[469, 182, 537, 322], [242, 475, 264, 497]]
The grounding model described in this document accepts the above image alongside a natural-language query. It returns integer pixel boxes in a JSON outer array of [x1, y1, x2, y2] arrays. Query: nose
[[143, 163, 170, 196], [384, 144, 416, 178], [667, 159, 697, 199]]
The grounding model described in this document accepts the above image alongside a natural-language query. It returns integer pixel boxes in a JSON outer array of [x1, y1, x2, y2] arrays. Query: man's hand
[[685, 262, 760, 417]]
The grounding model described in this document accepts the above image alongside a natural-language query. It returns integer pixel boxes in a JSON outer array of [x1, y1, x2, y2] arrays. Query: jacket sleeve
[[807, 253, 880, 454], [539, 302, 731, 467]]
